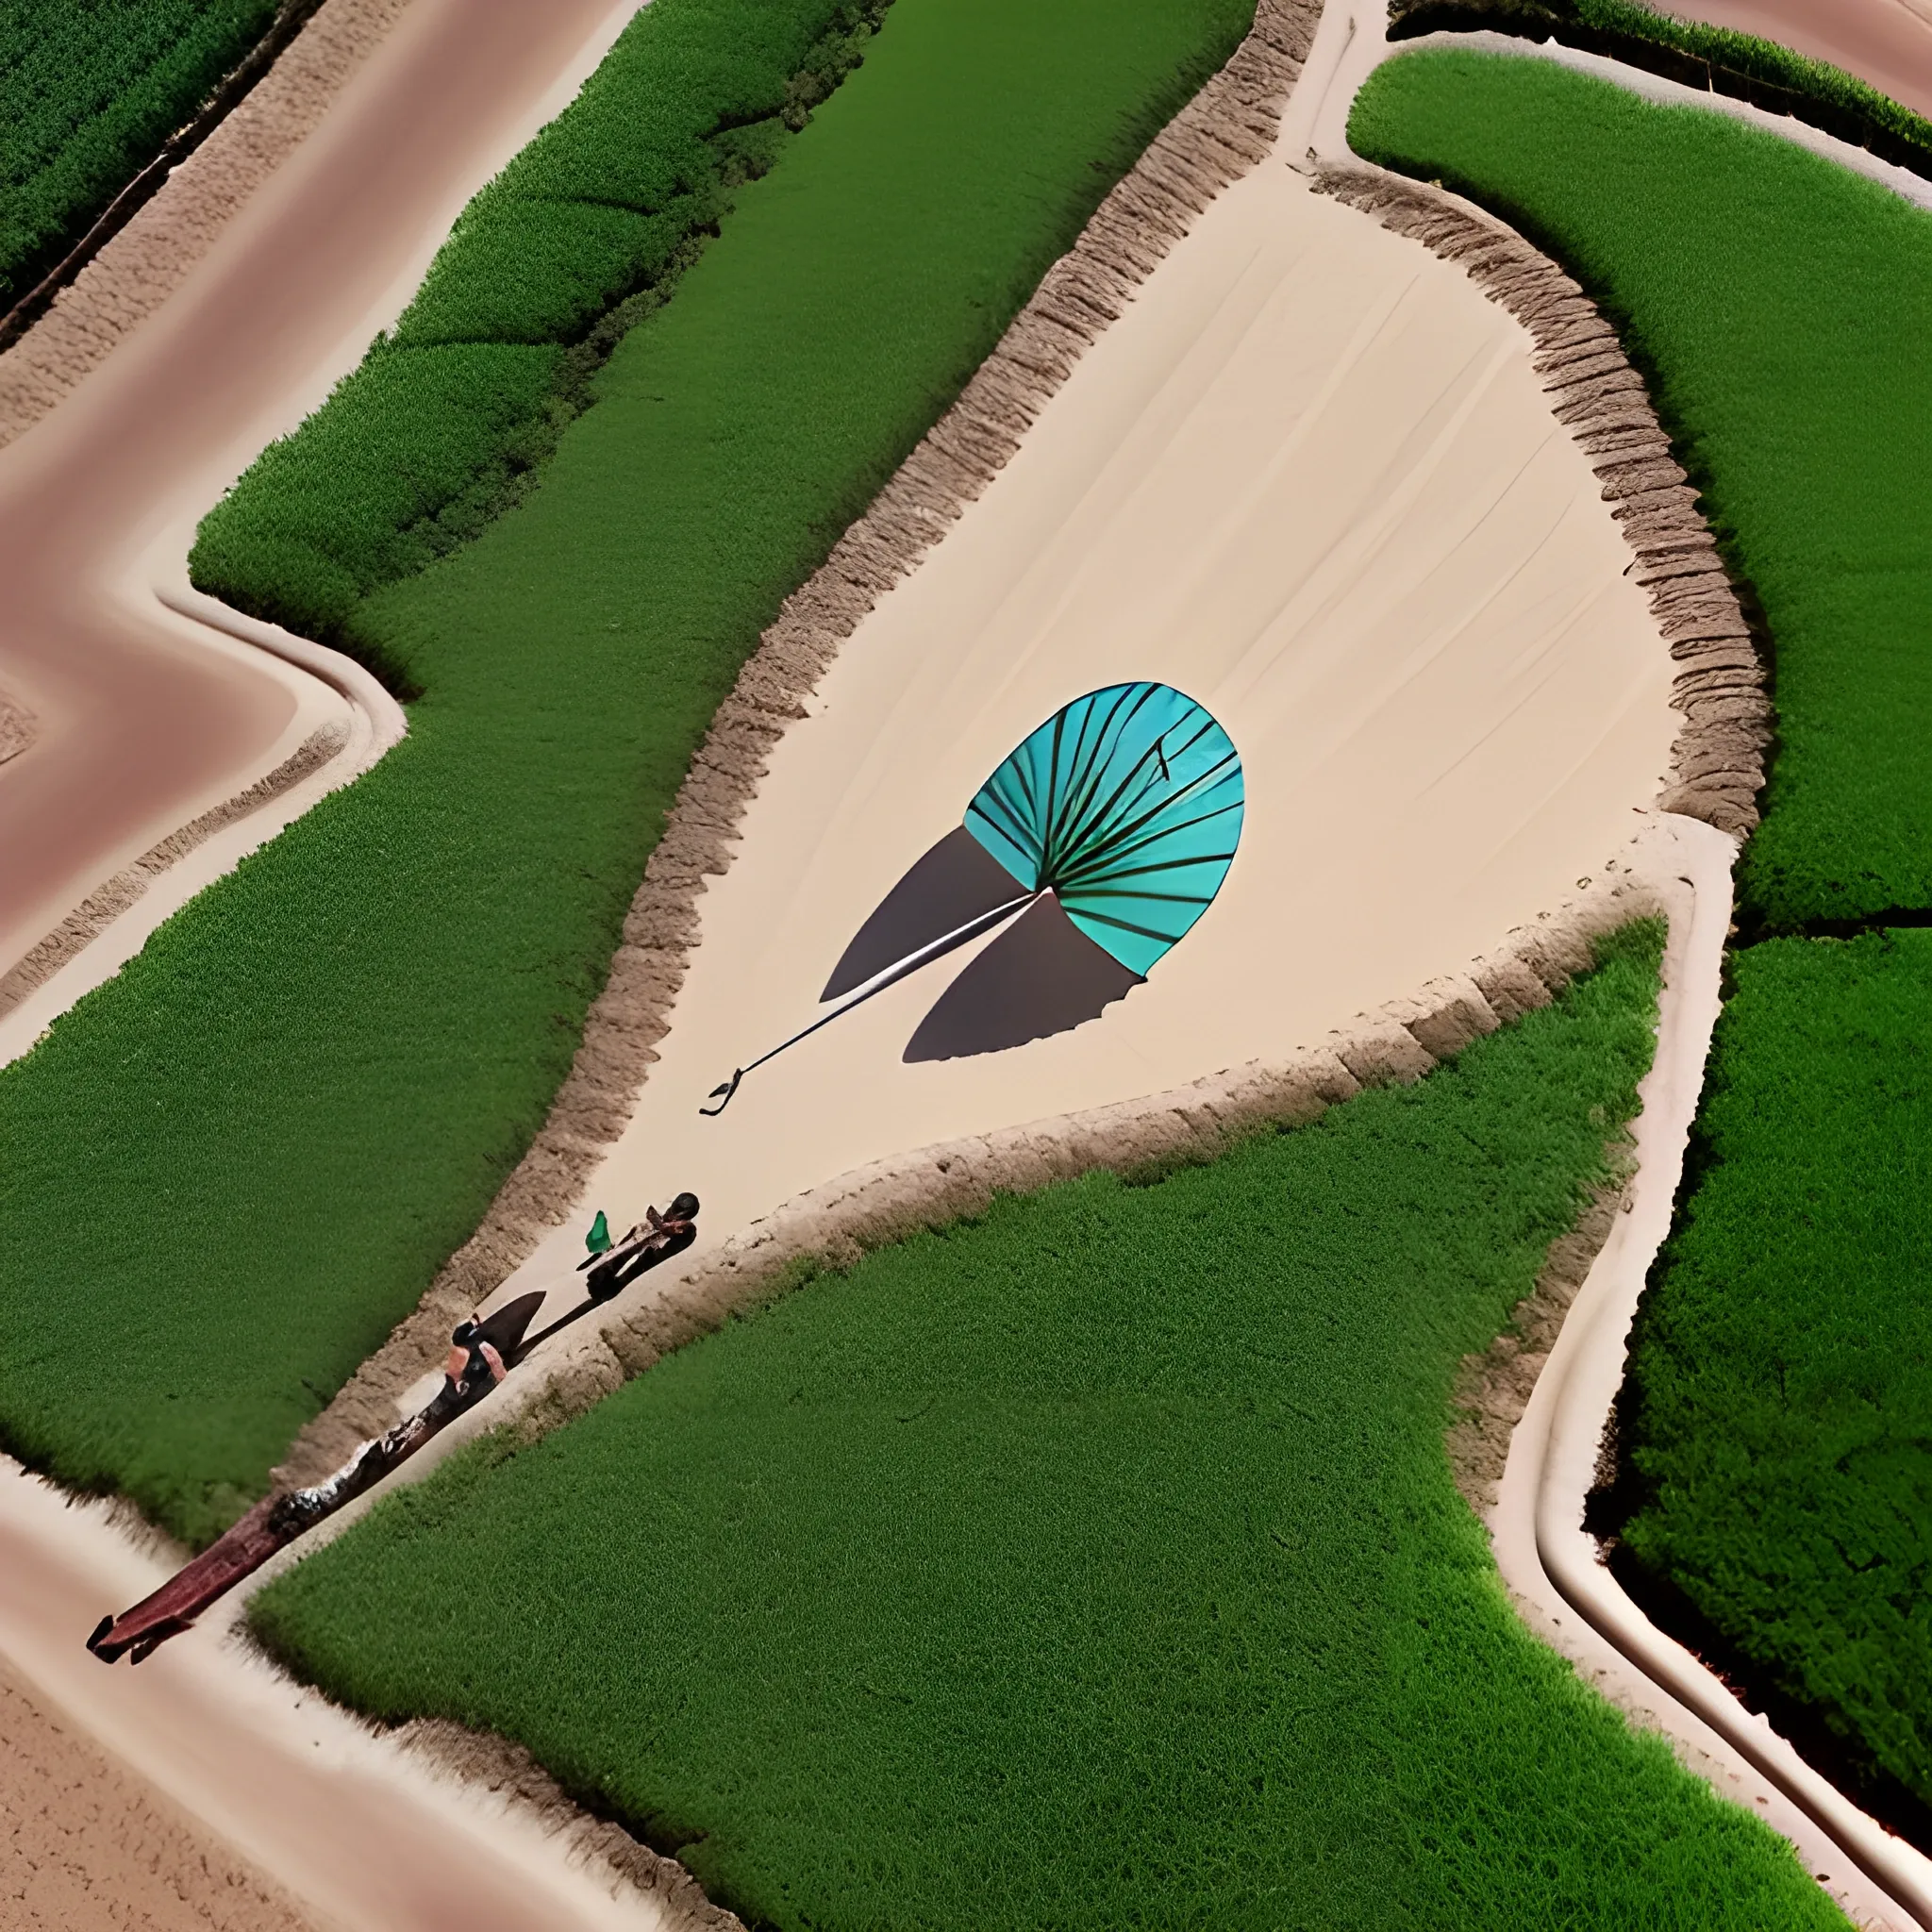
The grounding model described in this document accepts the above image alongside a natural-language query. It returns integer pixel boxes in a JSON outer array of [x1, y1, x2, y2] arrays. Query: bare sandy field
[[530, 154, 1678, 1270], [0, 1653, 309, 1932], [1669, 0, 1932, 118], [0, 0, 640, 986], [0, 1463, 677, 1932]]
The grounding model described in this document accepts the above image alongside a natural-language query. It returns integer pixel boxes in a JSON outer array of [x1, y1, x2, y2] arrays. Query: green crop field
[[0, 0, 1255, 1547], [192, 0, 898, 666], [1352, 49, 1932, 933], [1388, 0, 1932, 169], [0, 0, 276, 309], [1352, 47, 1932, 1839], [252, 926, 1843, 1930], [1612, 931, 1932, 1824]]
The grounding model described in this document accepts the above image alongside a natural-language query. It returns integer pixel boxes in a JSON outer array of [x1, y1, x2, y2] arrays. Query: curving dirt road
[[1493, 814, 1932, 1932], [0, 0, 641, 986], [1670, 0, 1932, 122]]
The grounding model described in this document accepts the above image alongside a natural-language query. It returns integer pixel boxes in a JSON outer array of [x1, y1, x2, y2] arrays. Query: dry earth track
[[0, 1654, 308, 1932], [0, 0, 639, 991]]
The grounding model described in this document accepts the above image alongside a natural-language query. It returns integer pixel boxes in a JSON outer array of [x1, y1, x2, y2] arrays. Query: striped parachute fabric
[[964, 681, 1243, 977]]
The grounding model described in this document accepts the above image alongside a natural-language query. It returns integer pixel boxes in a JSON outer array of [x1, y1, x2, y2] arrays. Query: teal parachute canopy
[[963, 681, 1243, 977], [701, 682, 1242, 1111]]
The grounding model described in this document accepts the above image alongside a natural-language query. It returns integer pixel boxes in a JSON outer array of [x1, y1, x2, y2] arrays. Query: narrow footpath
[[0, 1464, 669, 1932]]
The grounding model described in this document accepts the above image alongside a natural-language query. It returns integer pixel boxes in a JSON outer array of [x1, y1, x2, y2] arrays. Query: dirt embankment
[[1, 1657, 309, 1932], [1289, 159, 1768, 1508], [1671, 0, 1932, 124], [1309, 163, 1769, 840]]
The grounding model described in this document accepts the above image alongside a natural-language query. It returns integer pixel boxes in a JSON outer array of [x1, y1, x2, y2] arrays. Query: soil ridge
[[0, 0, 330, 356], [0, 722, 347, 1021], [393, 1719, 747, 1931], [1308, 160, 1771, 840]]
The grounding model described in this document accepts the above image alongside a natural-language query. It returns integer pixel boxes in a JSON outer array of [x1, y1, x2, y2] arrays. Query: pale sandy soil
[[0, 0, 640, 985], [0, 1654, 309, 1932], [1668, 0, 1932, 121], [519, 155, 1678, 1279], [0, 1464, 677, 1932]]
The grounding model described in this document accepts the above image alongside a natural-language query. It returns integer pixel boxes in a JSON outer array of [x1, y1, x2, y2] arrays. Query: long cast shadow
[[904, 892, 1141, 1061], [516, 1225, 698, 1357], [825, 827, 1143, 1060], [824, 826, 1026, 999]]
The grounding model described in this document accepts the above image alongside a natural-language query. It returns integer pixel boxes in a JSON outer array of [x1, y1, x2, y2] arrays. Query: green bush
[[1351, 50, 1932, 930], [253, 928, 1840, 1929], [1618, 930, 1932, 1819], [0, 0, 1255, 1547], [0, 0, 276, 307], [192, 0, 896, 648]]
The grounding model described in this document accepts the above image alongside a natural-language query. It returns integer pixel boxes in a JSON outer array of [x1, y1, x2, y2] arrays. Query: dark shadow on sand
[[517, 1226, 698, 1358], [823, 826, 1026, 999], [904, 893, 1141, 1062]]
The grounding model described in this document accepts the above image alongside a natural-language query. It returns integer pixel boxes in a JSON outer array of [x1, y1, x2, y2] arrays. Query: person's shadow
[[513, 1223, 699, 1360]]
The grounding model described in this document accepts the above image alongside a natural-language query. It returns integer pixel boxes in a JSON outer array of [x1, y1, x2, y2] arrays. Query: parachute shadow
[[823, 826, 1025, 1001], [903, 892, 1141, 1062]]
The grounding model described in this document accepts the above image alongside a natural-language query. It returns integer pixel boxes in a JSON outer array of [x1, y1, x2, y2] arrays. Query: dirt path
[[0, 0, 640, 985], [1307, 8, 1932, 1923], [1, 1651, 310, 1932], [1669, 0, 1932, 121], [0, 1462, 675, 1932], [1492, 816, 1932, 1932]]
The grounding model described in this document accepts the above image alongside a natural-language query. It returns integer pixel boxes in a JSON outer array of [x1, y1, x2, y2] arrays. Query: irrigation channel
[[1285, 3, 1932, 1921], [3, 0, 1930, 1924]]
